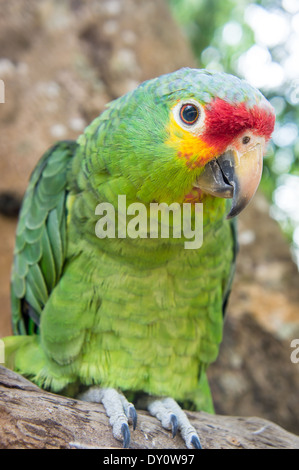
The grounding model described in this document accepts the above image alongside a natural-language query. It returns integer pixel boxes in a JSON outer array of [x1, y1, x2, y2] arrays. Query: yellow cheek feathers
[[165, 114, 218, 169]]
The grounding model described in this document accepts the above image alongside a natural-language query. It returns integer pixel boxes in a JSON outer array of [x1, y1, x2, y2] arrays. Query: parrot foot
[[78, 387, 137, 448], [147, 397, 202, 449]]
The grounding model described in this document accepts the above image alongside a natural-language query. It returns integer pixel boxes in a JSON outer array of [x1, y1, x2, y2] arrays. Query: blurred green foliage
[[168, 0, 299, 260]]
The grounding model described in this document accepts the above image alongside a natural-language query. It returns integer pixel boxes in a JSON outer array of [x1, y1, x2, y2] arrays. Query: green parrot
[[3, 68, 275, 448]]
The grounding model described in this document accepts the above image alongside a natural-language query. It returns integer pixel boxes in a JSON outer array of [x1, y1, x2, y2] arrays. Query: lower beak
[[194, 144, 263, 218]]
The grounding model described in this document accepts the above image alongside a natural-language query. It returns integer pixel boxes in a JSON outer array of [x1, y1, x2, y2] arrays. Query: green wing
[[222, 217, 238, 317], [11, 140, 78, 335]]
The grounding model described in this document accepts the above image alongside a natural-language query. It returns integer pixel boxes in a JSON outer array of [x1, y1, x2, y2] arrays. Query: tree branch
[[0, 366, 298, 449]]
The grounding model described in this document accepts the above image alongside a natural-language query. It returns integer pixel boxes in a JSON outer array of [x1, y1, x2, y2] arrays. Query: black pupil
[[181, 105, 199, 124]]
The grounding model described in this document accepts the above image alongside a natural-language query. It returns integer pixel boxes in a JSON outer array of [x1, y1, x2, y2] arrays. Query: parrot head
[[161, 69, 275, 218], [86, 68, 275, 218]]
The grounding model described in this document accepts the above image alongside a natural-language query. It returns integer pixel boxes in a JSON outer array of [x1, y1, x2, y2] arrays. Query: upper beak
[[194, 144, 263, 219]]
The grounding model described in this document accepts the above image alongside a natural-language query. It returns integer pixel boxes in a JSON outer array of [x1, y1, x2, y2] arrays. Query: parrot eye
[[172, 99, 205, 132], [180, 104, 200, 125]]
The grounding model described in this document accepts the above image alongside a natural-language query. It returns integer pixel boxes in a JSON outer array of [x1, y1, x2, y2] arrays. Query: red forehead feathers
[[202, 98, 275, 151]]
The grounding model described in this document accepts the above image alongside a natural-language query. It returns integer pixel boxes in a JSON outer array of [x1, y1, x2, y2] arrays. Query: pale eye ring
[[173, 99, 205, 132]]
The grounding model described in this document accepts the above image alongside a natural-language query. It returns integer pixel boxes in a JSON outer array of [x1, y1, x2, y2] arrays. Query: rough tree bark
[[1, 366, 298, 449]]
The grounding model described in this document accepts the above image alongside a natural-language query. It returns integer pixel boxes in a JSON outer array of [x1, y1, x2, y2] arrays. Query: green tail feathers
[[2, 335, 42, 377], [2, 335, 77, 393]]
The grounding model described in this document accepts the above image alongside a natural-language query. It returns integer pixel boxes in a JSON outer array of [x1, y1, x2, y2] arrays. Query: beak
[[194, 144, 263, 219]]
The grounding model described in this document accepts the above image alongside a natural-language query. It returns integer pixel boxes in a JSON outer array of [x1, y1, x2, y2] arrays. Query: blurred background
[[0, 0, 298, 436]]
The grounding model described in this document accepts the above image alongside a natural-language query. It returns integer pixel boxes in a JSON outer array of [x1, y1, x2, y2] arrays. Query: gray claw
[[121, 422, 131, 448], [170, 414, 178, 438], [129, 405, 137, 430], [147, 396, 202, 449], [191, 434, 202, 449]]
